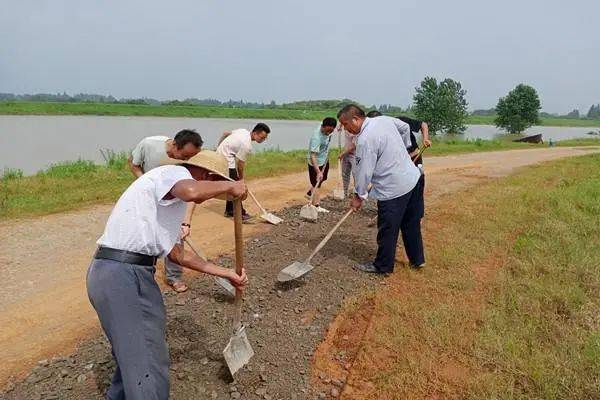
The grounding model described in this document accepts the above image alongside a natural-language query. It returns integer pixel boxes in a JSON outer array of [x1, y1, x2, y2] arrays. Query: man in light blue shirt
[[306, 117, 337, 210], [338, 104, 425, 273]]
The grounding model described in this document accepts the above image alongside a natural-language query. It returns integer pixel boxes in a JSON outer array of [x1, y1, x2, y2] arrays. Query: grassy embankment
[[2, 101, 600, 128], [334, 154, 600, 399], [1, 137, 599, 221]]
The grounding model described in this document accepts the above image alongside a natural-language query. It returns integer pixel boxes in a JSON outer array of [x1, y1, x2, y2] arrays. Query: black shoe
[[242, 213, 253, 222], [224, 212, 233, 218], [353, 262, 384, 274]]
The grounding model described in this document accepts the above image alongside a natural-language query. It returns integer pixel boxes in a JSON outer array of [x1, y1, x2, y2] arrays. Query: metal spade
[[278, 209, 354, 282], [247, 189, 283, 225], [300, 175, 321, 222], [184, 238, 236, 297]]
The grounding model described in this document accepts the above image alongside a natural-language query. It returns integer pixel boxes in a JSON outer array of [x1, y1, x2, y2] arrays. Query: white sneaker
[[316, 206, 330, 213]]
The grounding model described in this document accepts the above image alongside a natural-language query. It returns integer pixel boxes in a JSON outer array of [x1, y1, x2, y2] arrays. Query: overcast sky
[[1, 0, 598, 113]]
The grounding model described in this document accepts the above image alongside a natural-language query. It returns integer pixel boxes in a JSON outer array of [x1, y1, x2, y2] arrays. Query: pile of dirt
[[2, 198, 386, 400]]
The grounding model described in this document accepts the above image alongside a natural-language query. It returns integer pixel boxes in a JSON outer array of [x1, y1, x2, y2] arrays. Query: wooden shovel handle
[[233, 198, 244, 331], [247, 189, 267, 214], [305, 209, 354, 264], [309, 167, 323, 204]]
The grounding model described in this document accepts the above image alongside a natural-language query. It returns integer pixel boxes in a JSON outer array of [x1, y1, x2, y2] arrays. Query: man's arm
[[170, 179, 247, 204], [392, 118, 412, 148], [217, 131, 232, 146], [167, 244, 247, 288], [235, 159, 245, 180], [421, 122, 431, 147], [353, 140, 377, 200], [338, 142, 356, 159], [128, 155, 144, 178], [310, 153, 323, 182], [179, 203, 196, 239]]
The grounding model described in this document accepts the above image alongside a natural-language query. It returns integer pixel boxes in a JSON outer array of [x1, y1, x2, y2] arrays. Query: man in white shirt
[[338, 104, 425, 274], [128, 129, 202, 293], [88, 151, 248, 400], [216, 122, 270, 220]]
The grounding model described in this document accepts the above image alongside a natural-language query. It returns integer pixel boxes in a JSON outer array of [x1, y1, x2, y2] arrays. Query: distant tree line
[[2, 90, 598, 135]]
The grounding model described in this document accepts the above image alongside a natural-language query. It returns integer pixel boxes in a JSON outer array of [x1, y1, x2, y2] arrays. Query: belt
[[94, 246, 157, 266]]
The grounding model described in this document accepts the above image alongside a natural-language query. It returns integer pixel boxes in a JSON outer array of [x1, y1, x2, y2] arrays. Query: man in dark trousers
[[339, 105, 425, 273]]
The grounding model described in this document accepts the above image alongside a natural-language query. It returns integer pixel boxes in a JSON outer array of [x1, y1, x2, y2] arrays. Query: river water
[[1, 115, 598, 174]]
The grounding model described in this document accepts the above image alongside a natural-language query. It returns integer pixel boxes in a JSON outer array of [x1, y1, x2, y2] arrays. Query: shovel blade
[[261, 212, 283, 225], [277, 261, 315, 282], [300, 204, 318, 222], [214, 277, 235, 297], [223, 326, 254, 376], [333, 189, 345, 200]]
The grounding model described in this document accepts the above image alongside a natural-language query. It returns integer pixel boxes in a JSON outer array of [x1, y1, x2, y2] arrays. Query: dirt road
[[0, 146, 597, 390]]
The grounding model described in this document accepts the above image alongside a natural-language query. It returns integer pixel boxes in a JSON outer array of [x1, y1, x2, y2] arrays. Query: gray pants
[[87, 258, 170, 400], [341, 153, 356, 195], [164, 256, 183, 284]]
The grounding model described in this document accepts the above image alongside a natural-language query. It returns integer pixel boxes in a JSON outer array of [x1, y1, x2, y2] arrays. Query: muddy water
[[0, 115, 597, 174]]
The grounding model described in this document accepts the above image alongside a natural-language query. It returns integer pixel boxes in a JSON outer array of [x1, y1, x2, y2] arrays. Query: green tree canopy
[[495, 84, 541, 134], [587, 104, 600, 119], [412, 77, 469, 134]]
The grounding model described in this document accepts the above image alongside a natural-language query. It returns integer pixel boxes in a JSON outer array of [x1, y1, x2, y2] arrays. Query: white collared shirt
[[97, 165, 193, 257], [216, 129, 253, 169], [353, 117, 420, 201]]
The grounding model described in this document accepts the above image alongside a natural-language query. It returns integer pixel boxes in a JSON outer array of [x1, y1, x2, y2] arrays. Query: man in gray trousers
[[88, 150, 248, 400]]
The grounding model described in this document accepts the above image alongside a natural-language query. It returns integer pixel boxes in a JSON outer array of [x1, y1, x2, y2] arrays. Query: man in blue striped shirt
[[338, 104, 425, 273]]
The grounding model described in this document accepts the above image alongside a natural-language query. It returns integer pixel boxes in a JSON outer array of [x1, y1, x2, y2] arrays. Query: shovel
[[278, 209, 354, 282], [184, 238, 235, 297], [411, 145, 428, 163], [333, 131, 345, 200], [223, 198, 254, 376], [247, 189, 283, 225], [299, 175, 321, 222]]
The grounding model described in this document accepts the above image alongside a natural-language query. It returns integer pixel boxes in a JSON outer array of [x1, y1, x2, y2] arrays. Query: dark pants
[[87, 259, 169, 400], [415, 174, 425, 219], [306, 161, 330, 197], [225, 168, 248, 216], [374, 181, 425, 273]]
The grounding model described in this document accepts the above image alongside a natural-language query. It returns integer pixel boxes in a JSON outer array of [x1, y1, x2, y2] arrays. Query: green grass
[[467, 114, 600, 128], [467, 155, 600, 399], [2, 101, 600, 128], [1, 139, 599, 221], [347, 154, 600, 399], [0, 101, 333, 121], [555, 137, 600, 147], [0, 156, 132, 220]]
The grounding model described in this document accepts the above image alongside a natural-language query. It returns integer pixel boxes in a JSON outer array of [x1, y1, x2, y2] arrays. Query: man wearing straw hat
[[87, 150, 248, 400], [338, 104, 425, 274], [128, 129, 203, 293]]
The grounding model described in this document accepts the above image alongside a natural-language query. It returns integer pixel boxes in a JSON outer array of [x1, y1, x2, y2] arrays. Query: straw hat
[[161, 150, 232, 181]]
